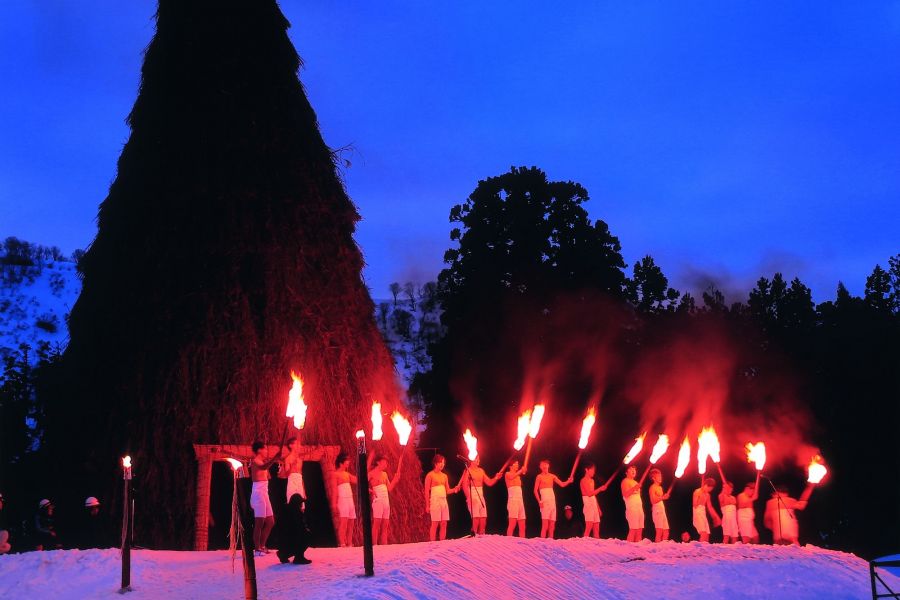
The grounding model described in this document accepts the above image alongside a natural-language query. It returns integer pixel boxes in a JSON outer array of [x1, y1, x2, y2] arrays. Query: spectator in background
[[0, 492, 11, 554], [555, 505, 581, 539], [77, 497, 109, 549], [35, 499, 61, 550]]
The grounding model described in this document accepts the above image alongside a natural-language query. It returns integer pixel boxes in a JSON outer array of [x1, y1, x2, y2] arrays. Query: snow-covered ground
[[1, 536, 894, 600]]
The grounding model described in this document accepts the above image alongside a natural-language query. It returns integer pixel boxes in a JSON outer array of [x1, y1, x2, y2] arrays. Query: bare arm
[[553, 475, 573, 487], [706, 496, 720, 521], [423, 473, 433, 511], [534, 477, 542, 503]]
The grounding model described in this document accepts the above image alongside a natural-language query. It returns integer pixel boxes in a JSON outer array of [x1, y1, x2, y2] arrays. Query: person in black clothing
[[0, 492, 11, 554], [277, 494, 311, 564], [35, 499, 61, 550], [555, 505, 581, 539], [76, 497, 109, 549]]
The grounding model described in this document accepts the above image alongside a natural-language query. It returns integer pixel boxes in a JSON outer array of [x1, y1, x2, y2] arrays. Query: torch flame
[[355, 429, 365, 439], [225, 458, 242, 471], [623, 432, 646, 464], [649, 434, 670, 464], [286, 371, 308, 430], [675, 437, 691, 478], [697, 426, 721, 474], [391, 411, 412, 446], [463, 428, 479, 460], [371, 401, 383, 441], [513, 409, 531, 451], [577, 409, 596, 450], [528, 404, 546, 439], [122, 456, 132, 469], [745, 442, 766, 471], [807, 455, 828, 484]]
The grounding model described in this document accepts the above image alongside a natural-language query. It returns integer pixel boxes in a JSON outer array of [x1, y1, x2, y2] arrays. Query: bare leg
[[381, 520, 390, 545], [540, 519, 549, 538], [699, 532, 709, 543], [592, 522, 600, 539], [583, 522, 592, 537], [660, 529, 669, 541], [439, 521, 448, 541], [429, 521, 438, 542], [517, 519, 525, 537], [506, 518, 516, 536], [254, 517, 265, 550], [548, 521, 556, 539], [261, 516, 275, 550], [478, 517, 487, 535]]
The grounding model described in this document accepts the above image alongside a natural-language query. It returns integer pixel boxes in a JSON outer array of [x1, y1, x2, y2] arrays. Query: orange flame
[[577, 409, 597, 450], [528, 404, 546, 439], [649, 434, 670, 464], [697, 426, 721, 475], [807, 455, 828, 484], [355, 429, 365, 439], [463, 428, 479, 460], [286, 371, 308, 430], [371, 401, 383, 441], [623, 432, 646, 464], [122, 456, 132, 469], [391, 411, 412, 446], [745, 442, 766, 471], [674, 437, 691, 478], [513, 409, 532, 451], [225, 458, 242, 471]]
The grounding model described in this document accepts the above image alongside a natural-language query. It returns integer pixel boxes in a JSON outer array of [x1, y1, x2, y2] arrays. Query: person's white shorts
[[250, 481, 273, 518], [737, 507, 757, 539], [337, 496, 356, 519], [507, 486, 526, 520], [582, 496, 600, 523], [539, 488, 557, 521], [693, 505, 710, 534], [721, 505, 739, 537], [372, 496, 390, 520], [652, 501, 669, 530], [430, 497, 450, 522], [467, 487, 487, 518], [286, 472, 306, 502]]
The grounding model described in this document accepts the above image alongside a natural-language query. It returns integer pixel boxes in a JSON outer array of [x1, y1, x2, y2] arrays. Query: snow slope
[[1, 536, 893, 600]]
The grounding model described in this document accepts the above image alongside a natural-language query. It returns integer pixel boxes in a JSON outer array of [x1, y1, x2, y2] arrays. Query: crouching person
[[277, 494, 311, 564]]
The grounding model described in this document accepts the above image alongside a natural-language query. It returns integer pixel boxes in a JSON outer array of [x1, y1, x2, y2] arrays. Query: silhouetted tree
[[43, 0, 424, 548], [389, 282, 401, 307], [626, 255, 680, 313]]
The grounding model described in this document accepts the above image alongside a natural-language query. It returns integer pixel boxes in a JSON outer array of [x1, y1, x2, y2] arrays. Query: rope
[[228, 479, 243, 573]]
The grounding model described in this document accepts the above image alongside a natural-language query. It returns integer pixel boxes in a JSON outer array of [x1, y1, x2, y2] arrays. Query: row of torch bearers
[[286, 371, 828, 497]]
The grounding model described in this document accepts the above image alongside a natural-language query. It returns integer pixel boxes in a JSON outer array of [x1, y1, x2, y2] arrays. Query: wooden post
[[193, 447, 213, 551]]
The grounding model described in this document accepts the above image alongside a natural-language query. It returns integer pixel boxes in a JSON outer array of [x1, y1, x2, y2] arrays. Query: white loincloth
[[721, 504, 739, 537], [250, 480, 273, 518], [286, 472, 306, 503], [624, 492, 645, 530], [430, 484, 449, 522], [692, 504, 710, 534], [775, 507, 798, 542], [652, 501, 669, 530], [737, 507, 757, 539], [337, 482, 355, 519], [583, 495, 600, 523], [507, 485, 526, 520], [467, 486, 487, 519], [372, 484, 390, 519], [539, 487, 557, 521]]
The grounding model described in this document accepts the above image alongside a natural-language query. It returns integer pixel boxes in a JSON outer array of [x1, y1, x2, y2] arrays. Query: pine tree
[[45, 0, 424, 548]]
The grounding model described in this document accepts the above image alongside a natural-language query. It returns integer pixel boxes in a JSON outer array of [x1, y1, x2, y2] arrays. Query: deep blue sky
[[2, 2, 898, 301]]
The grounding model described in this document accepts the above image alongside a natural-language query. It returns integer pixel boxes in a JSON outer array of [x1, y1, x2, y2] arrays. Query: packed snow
[[1, 536, 893, 599]]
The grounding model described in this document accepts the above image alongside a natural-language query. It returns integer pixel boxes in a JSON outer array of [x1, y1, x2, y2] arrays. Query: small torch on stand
[[225, 458, 257, 600], [119, 456, 134, 594], [356, 430, 374, 577]]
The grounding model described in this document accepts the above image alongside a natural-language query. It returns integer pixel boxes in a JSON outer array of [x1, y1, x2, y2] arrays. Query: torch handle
[[568, 451, 582, 482], [665, 481, 675, 496], [716, 462, 727, 485], [523, 438, 533, 472], [602, 464, 623, 489]]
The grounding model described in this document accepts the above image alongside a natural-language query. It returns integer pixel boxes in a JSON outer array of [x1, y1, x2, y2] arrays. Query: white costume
[[467, 486, 487, 519], [721, 504, 739, 538], [651, 501, 669, 530], [539, 487, 557, 521], [430, 484, 449, 522], [337, 481, 355, 519], [737, 507, 758, 539], [582, 496, 600, 523], [372, 483, 390, 519], [692, 504, 710, 534], [250, 480, 273, 518], [624, 491, 645, 530], [507, 485, 526, 520], [775, 506, 798, 541], [286, 472, 306, 502]]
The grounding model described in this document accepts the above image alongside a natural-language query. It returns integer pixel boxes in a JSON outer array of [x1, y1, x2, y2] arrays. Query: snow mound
[[1, 537, 894, 599]]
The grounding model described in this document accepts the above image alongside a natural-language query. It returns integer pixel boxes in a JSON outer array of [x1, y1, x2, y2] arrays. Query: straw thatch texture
[[45, 0, 426, 548]]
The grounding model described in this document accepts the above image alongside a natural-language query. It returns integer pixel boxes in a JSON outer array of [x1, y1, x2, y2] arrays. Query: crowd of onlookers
[[0, 491, 113, 554]]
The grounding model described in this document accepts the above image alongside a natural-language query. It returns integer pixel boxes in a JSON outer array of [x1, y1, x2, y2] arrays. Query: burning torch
[[601, 432, 646, 489], [666, 436, 692, 495], [697, 426, 725, 484], [569, 409, 597, 481], [745, 441, 766, 492], [523, 404, 545, 472], [225, 458, 256, 600], [799, 455, 828, 503], [640, 434, 670, 482], [120, 455, 133, 594]]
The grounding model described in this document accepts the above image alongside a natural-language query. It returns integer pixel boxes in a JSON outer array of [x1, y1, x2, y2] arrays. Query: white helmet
[[38, 498, 52, 509], [85, 497, 100, 508]]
